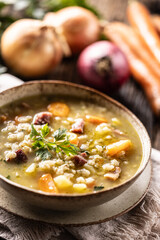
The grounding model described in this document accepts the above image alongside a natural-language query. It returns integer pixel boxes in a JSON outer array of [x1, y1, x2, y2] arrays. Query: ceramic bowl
[[0, 81, 151, 211]]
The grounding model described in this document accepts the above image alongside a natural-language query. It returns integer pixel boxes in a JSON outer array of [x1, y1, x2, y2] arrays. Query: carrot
[[127, 1, 160, 65], [104, 23, 160, 115], [47, 102, 70, 117], [38, 173, 58, 193], [106, 139, 132, 156], [109, 22, 160, 79], [15, 115, 22, 124], [85, 115, 107, 124], [152, 15, 160, 35], [0, 115, 7, 122], [68, 132, 79, 145]]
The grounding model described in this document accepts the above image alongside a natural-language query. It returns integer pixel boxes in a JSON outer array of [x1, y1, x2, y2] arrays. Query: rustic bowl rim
[[0, 80, 151, 199]]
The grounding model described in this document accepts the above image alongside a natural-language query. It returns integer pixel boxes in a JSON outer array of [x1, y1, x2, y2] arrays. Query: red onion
[[77, 41, 130, 92]]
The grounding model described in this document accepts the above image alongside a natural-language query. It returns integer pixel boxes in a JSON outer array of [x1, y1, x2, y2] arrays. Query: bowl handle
[[0, 74, 23, 92], [151, 148, 160, 162]]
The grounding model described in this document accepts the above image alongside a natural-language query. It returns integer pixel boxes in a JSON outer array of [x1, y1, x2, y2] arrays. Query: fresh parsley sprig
[[30, 124, 80, 160]]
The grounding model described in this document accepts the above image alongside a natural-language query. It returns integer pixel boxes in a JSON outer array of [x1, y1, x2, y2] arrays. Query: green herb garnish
[[94, 186, 104, 191], [36, 148, 52, 161], [6, 175, 11, 180], [30, 124, 80, 160]]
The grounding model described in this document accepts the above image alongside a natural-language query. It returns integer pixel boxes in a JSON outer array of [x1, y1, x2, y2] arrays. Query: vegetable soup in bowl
[[0, 81, 151, 211]]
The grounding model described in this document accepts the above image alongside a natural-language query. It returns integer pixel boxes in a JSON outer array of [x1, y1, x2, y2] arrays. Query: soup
[[0, 95, 142, 194]]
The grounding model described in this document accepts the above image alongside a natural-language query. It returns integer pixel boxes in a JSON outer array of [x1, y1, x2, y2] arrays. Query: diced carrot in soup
[[85, 115, 107, 124], [38, 173, 58, 193], [68, 133, 79, 145], [106, 139, 132, 156], [47, 102, 70, 117]]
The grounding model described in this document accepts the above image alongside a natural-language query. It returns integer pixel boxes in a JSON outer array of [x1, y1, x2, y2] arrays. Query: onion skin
[[77, 41, 130, 92], [1, 19, 63, 78], [44, 7, 100, 54]]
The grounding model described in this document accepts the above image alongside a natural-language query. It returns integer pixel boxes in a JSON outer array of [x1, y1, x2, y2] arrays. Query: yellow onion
[[1, 19, 63, 77], [44, 7, 101, 54]]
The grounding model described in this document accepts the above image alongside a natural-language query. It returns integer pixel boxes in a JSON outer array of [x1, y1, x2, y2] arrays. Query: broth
[[0, 95, 142, 194]]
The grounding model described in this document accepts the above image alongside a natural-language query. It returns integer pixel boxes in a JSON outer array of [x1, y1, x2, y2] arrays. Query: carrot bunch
[[103, 1, 160, 116]]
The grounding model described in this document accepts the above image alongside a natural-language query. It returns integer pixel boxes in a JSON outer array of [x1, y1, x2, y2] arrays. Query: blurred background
[[0, 0, 160, 148]]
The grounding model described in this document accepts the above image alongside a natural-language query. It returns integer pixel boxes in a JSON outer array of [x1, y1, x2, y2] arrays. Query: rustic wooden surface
[[24, 0, 160, 150]]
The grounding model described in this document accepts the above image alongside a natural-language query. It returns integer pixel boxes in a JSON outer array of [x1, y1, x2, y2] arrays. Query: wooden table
[[41, 0, 160, 150]]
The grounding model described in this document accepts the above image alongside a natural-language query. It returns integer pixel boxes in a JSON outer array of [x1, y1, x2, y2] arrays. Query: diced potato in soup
[[0, 95, 142, 194]]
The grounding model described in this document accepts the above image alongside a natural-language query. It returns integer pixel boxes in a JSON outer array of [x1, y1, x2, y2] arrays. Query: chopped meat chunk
[[7, 149, 28, 163], [71, 118, 84, 133], [80, 152, 88, 158], [15, 149, 28, 163], [104, 167, 121, 181], [113, 129, 126, 137], [33, 112, 52, 125], [72, 155, 87, 167]]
